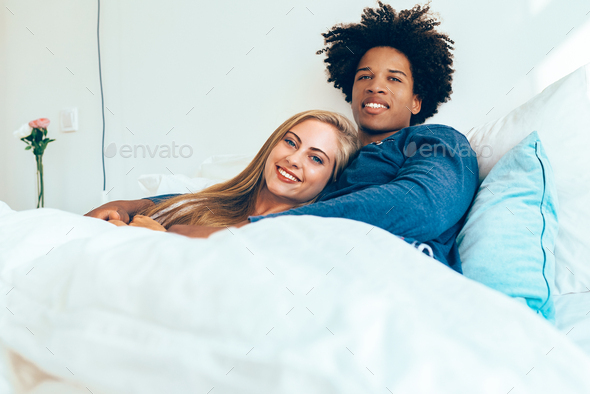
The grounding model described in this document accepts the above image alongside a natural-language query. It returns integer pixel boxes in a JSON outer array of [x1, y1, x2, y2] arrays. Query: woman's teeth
[[365, 103, 388, 109], [278, 167, 299, 182]]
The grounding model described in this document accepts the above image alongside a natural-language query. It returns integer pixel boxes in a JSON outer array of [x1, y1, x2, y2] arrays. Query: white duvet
[[1, 200, 590, 394]]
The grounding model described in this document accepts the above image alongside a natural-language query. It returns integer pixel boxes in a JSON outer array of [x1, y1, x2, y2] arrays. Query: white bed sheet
[[2, 201, 590, 393], [554, 292, 590, 357]]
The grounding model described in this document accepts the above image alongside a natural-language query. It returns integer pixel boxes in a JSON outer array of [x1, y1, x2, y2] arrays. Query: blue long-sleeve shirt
[[145, 124, 479, 273], [253, 124, 478, 273]]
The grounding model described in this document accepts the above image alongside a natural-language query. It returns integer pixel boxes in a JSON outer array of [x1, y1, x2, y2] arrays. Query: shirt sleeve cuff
[[142, 193, 182, 205]]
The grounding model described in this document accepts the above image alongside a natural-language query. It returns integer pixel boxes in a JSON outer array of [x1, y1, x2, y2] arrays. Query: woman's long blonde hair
[[140, 110, 359, 228]]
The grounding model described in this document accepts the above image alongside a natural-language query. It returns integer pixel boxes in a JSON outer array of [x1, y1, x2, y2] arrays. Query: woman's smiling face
[[263, 119, 340, 205]]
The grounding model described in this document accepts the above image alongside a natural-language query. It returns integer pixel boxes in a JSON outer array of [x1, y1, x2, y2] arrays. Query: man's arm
[[250, 130, 479, 242], [84, 199, 155, 223], [85, 194, 181, 223]]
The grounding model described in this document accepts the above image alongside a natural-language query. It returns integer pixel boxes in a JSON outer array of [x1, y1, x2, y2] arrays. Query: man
[[87, 3, 478, 273]]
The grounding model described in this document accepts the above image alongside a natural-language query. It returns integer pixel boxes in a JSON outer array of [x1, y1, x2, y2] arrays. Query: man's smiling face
[[351, 46, 422, 145]]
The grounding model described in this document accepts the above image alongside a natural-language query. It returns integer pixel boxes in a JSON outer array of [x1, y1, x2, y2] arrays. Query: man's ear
[[411, 94, 422, 115]]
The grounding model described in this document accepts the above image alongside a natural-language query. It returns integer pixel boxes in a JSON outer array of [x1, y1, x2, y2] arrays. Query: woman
[[103, 110, 359, 233]]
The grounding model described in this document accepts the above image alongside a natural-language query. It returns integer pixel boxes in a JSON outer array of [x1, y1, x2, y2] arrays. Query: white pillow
[[467, 63, 590, 295], [138, 154, 255, 196]]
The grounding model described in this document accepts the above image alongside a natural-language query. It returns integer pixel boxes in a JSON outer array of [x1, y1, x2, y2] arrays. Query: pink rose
[[29, 118, 50, 129]]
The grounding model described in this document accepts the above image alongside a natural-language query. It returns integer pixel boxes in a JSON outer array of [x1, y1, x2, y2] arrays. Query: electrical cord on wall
[[97, 0, 107, 192]]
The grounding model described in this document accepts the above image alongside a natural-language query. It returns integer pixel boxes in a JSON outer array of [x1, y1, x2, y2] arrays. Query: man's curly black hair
[[317, 2, 454, 126]]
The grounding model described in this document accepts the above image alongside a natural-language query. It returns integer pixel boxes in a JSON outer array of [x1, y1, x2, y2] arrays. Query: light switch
[[60, 108, 78, 132]]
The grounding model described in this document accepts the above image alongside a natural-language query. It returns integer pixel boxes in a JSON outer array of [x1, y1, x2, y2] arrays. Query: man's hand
[[84, 199, 154, 224]]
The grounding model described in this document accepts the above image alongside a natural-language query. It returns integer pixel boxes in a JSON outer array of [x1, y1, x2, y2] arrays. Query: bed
[[554, 292, 590, 356], [1, 63, 589, 393]]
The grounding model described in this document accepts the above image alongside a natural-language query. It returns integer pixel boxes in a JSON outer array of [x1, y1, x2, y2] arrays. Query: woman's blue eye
[[311, 156, 323, 164], [358, 75, 370, 80], [285, 139, 296, 147]]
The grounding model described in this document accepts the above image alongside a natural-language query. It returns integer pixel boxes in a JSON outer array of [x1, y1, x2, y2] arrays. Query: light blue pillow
[[457, 131, 559, 323]]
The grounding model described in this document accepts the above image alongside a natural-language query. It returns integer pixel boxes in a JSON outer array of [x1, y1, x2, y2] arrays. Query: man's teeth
[[365, 102, 388, 109], [278, 167, 299, 181]]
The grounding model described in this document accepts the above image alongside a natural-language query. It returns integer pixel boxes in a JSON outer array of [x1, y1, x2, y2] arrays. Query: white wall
[[1, 0, 589, 214]]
